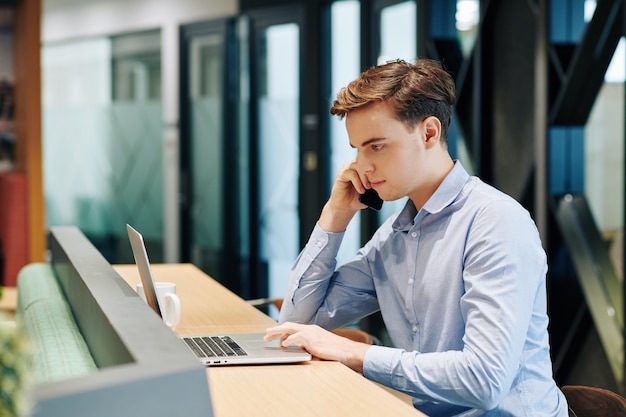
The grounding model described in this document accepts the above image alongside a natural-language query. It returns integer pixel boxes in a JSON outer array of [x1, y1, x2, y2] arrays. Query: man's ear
[[423, 116, 442, 146]]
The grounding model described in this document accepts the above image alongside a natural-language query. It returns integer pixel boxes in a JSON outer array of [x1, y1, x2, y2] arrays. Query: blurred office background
[[1, 0, 625, 395]]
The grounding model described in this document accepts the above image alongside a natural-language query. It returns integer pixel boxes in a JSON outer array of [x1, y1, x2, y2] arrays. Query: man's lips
[[369, 180, 385, 189]]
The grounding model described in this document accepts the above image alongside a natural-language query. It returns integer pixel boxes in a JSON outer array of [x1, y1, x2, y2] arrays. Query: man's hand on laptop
[[264, 322, 371, 373]]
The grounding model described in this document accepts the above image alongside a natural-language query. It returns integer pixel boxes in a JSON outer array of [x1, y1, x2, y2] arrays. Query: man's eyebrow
[[349, 137, 386, 148]]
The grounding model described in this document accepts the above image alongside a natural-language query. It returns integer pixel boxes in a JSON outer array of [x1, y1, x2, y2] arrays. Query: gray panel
[[29, 226, 214, 417]]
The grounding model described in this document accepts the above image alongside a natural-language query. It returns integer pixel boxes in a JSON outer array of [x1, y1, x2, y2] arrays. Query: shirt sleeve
[[278, 223, 379, 329]]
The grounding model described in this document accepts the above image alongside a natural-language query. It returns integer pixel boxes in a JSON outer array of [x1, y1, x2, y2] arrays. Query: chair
[[561, 385, 626, 417], [247, 297, 377, 345]]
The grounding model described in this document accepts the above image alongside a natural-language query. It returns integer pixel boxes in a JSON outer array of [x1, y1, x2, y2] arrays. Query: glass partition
[[378, 1, 416, 64], [456, 0, 479, 56], [255, 22, 301, 301], [571, 1, 625, 281], [187, 31, 226, 280], [585, 37, 625, 279], [42, 31, 163, 262]]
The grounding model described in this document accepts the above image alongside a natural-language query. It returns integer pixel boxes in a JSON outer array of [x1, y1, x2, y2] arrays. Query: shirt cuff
[[305, 223, 344, 260], [362, 344, 403, 387]]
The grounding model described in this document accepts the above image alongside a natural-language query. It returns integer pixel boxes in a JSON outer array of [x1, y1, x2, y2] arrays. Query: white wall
[[42, 0, 237, 43], [41, 0, 238, 262], [585, 81, 624, 233]]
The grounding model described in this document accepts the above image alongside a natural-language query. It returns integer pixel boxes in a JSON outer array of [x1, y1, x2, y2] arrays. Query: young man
[[264, 59, 569, 416]]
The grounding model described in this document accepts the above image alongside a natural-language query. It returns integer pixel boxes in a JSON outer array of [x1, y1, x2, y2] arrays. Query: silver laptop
[[126, 224, 311, 366]]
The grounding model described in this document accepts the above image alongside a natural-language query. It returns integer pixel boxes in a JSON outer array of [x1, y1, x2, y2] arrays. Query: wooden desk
[[114, 263, 424, 417]]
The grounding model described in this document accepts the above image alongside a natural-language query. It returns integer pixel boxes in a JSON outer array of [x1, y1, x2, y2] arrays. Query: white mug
[[136, 282, 181, 330]]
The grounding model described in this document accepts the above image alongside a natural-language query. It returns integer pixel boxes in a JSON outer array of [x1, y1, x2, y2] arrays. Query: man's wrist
[[340, 342, 371, 374], [318, 203, 358, 233]]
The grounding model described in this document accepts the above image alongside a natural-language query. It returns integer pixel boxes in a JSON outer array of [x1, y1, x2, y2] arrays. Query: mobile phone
[[358, 188, 383, 211]]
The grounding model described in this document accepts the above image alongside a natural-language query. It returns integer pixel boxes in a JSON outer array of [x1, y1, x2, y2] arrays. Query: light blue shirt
[[279, 161, 569, 416]]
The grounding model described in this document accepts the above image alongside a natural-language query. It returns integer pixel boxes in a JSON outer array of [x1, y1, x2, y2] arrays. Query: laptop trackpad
[[234, 334, 306, 353]]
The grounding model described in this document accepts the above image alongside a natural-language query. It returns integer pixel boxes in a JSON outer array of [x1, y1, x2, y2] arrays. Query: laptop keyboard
[[183, 336, 248, 358]]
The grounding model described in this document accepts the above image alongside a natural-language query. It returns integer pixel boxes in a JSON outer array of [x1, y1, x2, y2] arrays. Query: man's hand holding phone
[[319, 161, 383, 232]]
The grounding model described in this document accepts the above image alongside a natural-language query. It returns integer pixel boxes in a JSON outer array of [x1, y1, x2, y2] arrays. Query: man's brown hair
[[330, 59, 456, 143]]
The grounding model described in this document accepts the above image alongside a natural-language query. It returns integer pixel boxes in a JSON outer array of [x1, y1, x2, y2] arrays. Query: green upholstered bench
[[16, 263, 97, 384]]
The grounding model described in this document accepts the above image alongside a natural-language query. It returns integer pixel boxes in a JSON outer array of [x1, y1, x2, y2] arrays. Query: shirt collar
[[392, 160, 470, 231]]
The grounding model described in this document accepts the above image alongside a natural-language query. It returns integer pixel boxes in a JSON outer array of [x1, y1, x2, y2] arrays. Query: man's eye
[[372, 144, 384, 151]]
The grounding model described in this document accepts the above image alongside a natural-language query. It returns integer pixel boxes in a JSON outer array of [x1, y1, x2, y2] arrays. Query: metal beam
[[550, 0, 623, 126]]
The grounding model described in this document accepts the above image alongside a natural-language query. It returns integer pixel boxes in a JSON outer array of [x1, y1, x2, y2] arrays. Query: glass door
[[180, 20, 244, 292], [248, 7, 302, 300], [43, 31, 163, 263]]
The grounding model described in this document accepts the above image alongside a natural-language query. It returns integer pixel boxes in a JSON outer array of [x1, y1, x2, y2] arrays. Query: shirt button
[[412, 325, 418, 333], [408, 278, 414, 285], [411, 232, 417, 238], [315, 241, 323, 248]]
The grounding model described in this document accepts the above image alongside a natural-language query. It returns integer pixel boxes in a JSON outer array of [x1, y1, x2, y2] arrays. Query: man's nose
[[355, 152, 373, 173]]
